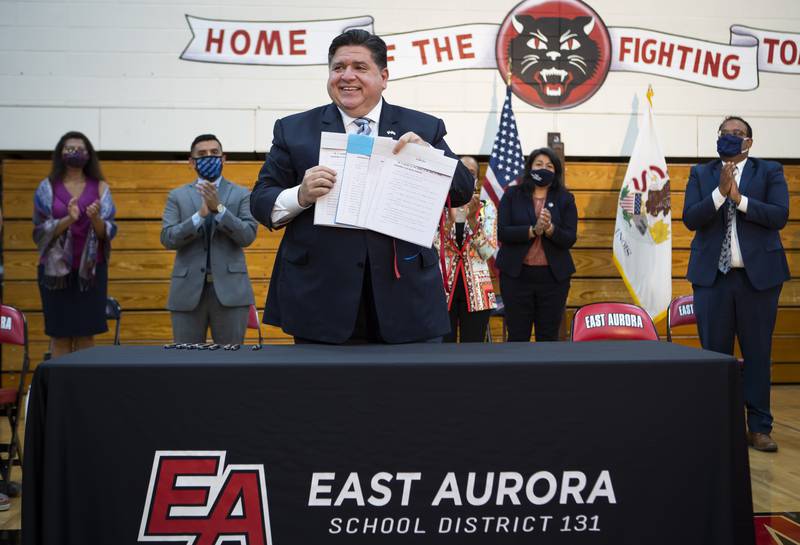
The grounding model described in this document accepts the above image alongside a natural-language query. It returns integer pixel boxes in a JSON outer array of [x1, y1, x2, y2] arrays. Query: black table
[[23, 342, 754, 545]]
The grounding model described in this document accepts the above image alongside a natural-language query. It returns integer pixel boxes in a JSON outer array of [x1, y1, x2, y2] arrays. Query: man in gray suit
[[161, 134, 258, 344]]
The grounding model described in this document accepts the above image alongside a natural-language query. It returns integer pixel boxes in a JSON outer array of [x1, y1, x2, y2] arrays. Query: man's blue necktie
[[718, 166, 739, 274], [353, 118, 372, 135]]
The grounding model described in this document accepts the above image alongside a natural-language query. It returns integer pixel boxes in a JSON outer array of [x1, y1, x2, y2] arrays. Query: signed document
[[315, 131, 457, 246], [335, 134, 394, 227], [362, 143, 456, 246], [314, 132, 359, 228]]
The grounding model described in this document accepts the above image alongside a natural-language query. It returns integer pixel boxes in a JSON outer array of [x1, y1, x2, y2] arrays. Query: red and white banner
[[730, 25, 800, 74], [610, 28, 758, 90], [382, 25, 498, 80], [181, 15, 374, 65], [181, 15, 799, 91]]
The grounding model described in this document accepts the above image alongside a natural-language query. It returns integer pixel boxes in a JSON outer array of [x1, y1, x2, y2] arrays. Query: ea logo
[[496, 0, 612, 110], [139, 451, 272, 545]]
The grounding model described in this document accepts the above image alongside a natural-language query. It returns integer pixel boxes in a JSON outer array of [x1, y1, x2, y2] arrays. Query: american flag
[[480, 86, 524, 208], [620, 192, 642, 215]]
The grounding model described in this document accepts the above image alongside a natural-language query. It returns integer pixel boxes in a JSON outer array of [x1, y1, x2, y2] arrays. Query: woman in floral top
[[435, 157, 498, 342]]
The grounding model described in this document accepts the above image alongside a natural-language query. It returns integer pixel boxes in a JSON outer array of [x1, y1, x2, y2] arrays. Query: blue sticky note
[[347, 133, 374, 156]]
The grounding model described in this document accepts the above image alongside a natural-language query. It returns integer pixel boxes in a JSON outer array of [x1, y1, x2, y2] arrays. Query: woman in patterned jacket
[[435, 157, 498, 342]]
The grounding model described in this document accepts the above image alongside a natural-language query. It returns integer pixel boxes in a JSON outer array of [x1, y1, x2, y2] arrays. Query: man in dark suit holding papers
[[250, 29, 473, 344], [683, 116, 790, 452]]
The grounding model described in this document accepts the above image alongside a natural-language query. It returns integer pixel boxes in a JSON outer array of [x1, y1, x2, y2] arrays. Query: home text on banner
[[181, 15, 374, 65]]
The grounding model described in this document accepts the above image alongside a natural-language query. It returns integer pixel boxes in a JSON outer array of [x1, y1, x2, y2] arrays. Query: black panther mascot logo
[[509, 15, 600, 106], [496, 0, 612, 110]]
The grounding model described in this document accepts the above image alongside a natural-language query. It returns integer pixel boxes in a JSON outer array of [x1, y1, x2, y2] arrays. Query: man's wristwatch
[[215, 204, 226, 214]]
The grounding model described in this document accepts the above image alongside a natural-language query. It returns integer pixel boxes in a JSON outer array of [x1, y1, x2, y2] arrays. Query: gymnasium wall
[[1, 0, 799, 156]]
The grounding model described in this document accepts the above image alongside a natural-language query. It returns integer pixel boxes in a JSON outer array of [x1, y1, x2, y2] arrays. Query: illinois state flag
[[613, 87, 672, 322]]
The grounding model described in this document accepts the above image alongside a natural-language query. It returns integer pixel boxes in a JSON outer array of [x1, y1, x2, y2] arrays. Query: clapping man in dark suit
[[683, 116, 790, 452], [161, 134, 258, 345], [250, 30, 473, 344]]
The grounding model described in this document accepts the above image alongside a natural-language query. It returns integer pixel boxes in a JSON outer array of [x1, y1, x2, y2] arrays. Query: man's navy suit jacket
[[683, 157, 790, 290], [250, 101, 474, 343]]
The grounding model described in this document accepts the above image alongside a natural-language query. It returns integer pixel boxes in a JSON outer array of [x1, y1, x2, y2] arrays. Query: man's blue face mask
[[717, 134, 747, 158], [194, 156, 223, 181]]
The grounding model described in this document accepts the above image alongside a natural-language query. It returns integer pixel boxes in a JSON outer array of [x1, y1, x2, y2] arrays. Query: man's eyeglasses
[[718, 130, 749, 138]]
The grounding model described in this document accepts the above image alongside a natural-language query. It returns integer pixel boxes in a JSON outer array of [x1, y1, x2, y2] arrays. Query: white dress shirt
[[190, 176, 226, 228], [710, 157, 749, 268], [270, 100, 384, 227]]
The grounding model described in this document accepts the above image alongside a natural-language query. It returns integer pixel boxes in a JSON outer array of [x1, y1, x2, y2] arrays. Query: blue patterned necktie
[[353, 117, 372, 135], [718, 166, 739, 274]]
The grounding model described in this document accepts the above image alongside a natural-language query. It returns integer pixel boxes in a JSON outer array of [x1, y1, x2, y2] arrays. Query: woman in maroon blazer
[[496, 147, 577, 342]]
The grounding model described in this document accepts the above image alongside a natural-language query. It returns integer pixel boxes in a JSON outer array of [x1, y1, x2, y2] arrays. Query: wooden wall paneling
[[5, 187, 800, 222], [3, 250, 278, 281], [5, 277, 799, 314], [5, 311, 292, 348], [6, 160, 798, 192], [3, 159, 798, 384], [1, 160, 264, 191], [3, 280, 270, 312], [3, 219, 282, 251], [6, 219, 799, 253], [563, 163, 800, 193]]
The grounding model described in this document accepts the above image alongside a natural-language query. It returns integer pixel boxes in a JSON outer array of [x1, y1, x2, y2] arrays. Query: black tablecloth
[[23, 342, 754, 544]]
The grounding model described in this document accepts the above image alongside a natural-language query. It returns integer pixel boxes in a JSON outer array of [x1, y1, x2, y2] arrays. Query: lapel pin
[[386, 130, 396, 136]]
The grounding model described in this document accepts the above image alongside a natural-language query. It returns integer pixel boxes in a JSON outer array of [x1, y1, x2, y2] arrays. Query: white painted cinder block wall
[[0, 0, 798, 156]]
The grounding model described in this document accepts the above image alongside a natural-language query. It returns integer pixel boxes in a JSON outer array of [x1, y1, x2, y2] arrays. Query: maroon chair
[[105, 296, 122, 345], [667, 295, 696, 342], [247, 304, 263, 345], [0, 305, 30, 496], [667, 295, 743, 368], [571, 302, 659, 342]]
